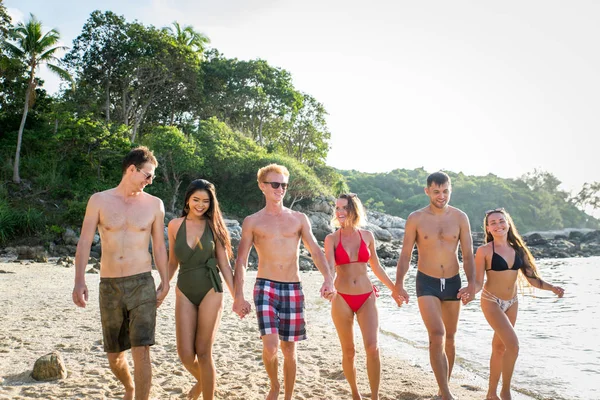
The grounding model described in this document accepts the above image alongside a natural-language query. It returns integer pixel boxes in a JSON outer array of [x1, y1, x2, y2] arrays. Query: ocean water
[[372, 256, 600, 400]]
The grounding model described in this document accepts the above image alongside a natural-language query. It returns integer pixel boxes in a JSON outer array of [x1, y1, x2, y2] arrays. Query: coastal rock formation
[[31, 351, 67, 381]]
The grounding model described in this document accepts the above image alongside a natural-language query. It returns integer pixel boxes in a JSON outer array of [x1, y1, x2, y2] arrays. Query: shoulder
[[406, 209, 424, 225], [292, 210, 310, 222], [241, 212, 260, 228], [168, 217, 184, 230], [143, 192, 165, 207], [449, 206, 468, 219], [475, 242, 493, 256], [359, 228, 375, 241]]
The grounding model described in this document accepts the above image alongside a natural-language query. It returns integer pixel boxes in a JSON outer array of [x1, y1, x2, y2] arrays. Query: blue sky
[[6, 0, 600, 197]]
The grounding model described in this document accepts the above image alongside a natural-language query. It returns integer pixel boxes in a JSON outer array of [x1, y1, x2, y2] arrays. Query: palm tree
[[163, 21, 210, 55], [4, 14, 71, 183]]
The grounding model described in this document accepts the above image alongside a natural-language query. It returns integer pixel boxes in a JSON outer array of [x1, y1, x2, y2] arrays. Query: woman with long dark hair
[[324, 193, 404, 400], [166, 179, 235, 400], [474, 208, 564, 400]]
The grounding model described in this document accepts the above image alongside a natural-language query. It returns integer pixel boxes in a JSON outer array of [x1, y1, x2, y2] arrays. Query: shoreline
[[0, 262, 539, 400]]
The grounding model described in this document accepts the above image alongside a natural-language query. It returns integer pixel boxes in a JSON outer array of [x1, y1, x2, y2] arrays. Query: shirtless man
[[232, 163, 334, 400], [72, 146, 170, 400], [395, 171, 475, 400]]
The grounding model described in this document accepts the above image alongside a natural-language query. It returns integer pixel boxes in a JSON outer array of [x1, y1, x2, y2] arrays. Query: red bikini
[[334, 230, 378, 313]]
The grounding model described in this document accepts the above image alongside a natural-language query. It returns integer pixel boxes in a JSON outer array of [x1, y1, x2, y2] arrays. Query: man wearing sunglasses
[[72, 146, 170, 400], [394, 171, 476, 400], [233, 163, 334, 400]]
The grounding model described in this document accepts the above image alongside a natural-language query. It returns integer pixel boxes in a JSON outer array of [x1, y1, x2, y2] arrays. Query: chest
[[417, 219, 460, 242], [99, 199, 155, 232], [254, 217, 301, 241]]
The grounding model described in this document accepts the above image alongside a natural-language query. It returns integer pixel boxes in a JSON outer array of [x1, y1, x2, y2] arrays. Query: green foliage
[[342, 169, 600, 232], [143, 126, 203, 212], [0, 199, 45, 244]]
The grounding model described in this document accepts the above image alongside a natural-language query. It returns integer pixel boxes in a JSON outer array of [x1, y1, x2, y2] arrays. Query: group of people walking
[[72, 146, 564, 400]]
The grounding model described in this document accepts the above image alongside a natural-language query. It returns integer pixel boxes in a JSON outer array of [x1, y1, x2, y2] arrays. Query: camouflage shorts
[[99, 272, 156, 353]]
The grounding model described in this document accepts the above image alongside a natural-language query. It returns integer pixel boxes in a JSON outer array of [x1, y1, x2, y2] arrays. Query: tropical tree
[[162, 21, 210, 55], [4, 13, 71, 183]]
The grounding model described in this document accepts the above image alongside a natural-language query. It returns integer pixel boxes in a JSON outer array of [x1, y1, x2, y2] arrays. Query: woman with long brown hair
[[324, 193, 405, 400], [166, 179, 235, 400], [474, 208, 564, 400]]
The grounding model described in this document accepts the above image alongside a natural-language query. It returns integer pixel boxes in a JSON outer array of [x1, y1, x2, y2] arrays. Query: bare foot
[[123, 387, 134, 400], [266, 383, 280, 400], [441, 393, 456, 400], [351, 391, 362, 400], [485, 394, 501, 400], [500, 390, 512, 400], [187, 381, 202, 400]]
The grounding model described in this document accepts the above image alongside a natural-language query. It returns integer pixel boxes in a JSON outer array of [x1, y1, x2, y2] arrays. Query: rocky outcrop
[[32, 351, 67, 381]]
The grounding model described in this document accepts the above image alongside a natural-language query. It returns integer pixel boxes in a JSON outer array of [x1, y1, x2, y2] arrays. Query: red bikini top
[[334, 230, 371, 266]]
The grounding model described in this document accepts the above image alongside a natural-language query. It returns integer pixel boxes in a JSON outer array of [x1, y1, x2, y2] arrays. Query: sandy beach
[[0, 261, 495, 400]]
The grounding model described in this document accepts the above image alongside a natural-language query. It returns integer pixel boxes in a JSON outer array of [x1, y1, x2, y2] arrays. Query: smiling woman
[[474, 208, 565, 400]]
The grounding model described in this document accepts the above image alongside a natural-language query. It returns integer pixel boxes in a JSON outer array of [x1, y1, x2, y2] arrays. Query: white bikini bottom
[[481, 288, 518, 313]]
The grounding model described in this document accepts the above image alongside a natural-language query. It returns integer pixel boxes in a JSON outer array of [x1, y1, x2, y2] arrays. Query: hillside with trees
[[1, 4, 598, 245]]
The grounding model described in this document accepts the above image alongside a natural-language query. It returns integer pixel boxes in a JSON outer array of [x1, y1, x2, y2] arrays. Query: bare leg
[[175, 288, 202, 399], [195, 289, 224, 400], [107, 352, 135, 400], [481, 301, 519, 400], [280, 341, 298, 400], [440, 300, 461, 381], [418, 296, 454, 400], [331, 294, 361, 400], [262, 333, 280, 400], [130, 346, 151, 400], [356, 294, 380, 400]]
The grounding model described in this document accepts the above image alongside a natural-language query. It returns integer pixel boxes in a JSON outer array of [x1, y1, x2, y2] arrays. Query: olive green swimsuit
[[175, 219, 222, 306]]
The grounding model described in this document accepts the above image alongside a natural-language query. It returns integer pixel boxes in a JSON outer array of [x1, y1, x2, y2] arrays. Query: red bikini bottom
[[337, 286, 379, 313]]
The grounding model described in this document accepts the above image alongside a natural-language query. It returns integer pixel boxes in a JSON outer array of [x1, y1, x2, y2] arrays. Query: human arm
[[365, 230, 407, 306], [394, 213, 418, 303], [473, 244, 489, 295], [522, 259, 565, 298], [457, 212, 476, 304], [166, 219, 181, 282], [152, 199, 170, 308], [300, 213, 334, 299], [215, 240, 235, 297], [232, 217, 254, 318], [72, 194, 101, 308]]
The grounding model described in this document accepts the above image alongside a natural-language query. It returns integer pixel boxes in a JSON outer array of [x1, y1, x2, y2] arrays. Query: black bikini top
[[487, 241, 524, 272]]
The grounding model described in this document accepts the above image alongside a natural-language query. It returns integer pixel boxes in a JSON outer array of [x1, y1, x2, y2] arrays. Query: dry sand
[[0, 261, 495, 399]]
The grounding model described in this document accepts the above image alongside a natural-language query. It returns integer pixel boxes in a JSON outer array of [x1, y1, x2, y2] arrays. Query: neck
[[340, 225, 356, 233], [428, 204, 447, 215], [492, 236, 509, 246], [264, 201, 285, 215], [186, 214, 206, 222], [115, 180, 143, 198]]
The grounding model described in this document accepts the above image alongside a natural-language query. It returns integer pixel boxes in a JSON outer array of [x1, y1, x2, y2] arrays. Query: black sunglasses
[[263, 181, 288, 190], [485, 207, 505, 215]]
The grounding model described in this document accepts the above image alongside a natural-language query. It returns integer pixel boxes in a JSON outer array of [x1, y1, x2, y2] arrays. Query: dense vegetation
[[0, 3, 598, 244], [342, 169, 600, 232]]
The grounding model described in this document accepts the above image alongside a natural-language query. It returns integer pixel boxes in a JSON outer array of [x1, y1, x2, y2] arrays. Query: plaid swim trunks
[[253, 278, 307, 342]]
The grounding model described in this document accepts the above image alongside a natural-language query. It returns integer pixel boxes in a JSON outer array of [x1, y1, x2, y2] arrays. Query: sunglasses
[[263, 181, 288, 190], [137, 168, 155, 181], [485, 207, 505, 215]]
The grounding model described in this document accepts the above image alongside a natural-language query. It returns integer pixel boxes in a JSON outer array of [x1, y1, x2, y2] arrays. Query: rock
[[524, 233, 547, 246], [582, 230, 600, 243], [63, 228, 79, 246], [366, 223, 392, 242], [17, 246, 47, 261], [34, 253, 48, 263], [32, 351, 67, 381], [86, 268, 98, 274], [366, 210, 406, 229], [568, 231, 583, 241]]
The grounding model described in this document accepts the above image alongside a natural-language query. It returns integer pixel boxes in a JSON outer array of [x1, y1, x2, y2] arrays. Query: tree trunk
[[105, 77, 111, 124], [14, 77, 34, 183], [169, 179, 182, 214], [130, 99, 151, 143]]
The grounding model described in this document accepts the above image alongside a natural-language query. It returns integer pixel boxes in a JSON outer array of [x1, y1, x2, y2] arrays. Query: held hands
[[392, 286, 409, 307], [320, 277, 336, 301], [458, 283, 476, 305], [551, 285, 565, 298], [233, 297, 252, 319], [156, 282, 170, 308], [72, 282, 89, 308]]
